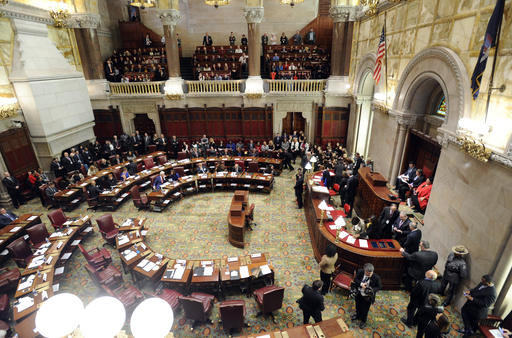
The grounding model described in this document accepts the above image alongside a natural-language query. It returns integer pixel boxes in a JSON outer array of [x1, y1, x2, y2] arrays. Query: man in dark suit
[[395, 161, 416, 189], [344, 171, 358, 217], [231, 163, 243, 174], [87, 180, 102, 200], [2, 172, 24, 208], [398, 169, 425, 201], [61, 152, 75, 173], [299, 280, 325, 324], [305, 28, 316, 44], [401, 222, 422, 254], [458, 274, 497, 337], [402, 270, 437, 327], [130, 132, 139, 153], [401, 240, 438, 291], [156, 134, 167, 151], [0, 208, 17, 227], [274, 134, 282, 150], [143, 132, 152, 153], [112, 135, 122, 154], [127, 160, 138, 176], [392, 211, 411, 243], [202, 32, 213, 46], [379, 203, 399, 239], [351, 263, 382, 329], [45, 182, 58, 204], [353, 153, 364, 175], [170, 135, 179, 159], [294, 168, 304, 209], [50, 157, 64, 178]]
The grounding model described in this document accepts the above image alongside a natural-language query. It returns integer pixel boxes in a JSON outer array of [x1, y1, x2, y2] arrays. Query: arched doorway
[[353, 71, 375, 157], [282, 112, 306, 135]]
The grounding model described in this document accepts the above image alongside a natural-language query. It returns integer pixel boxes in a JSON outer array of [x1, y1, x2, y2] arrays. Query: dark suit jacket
[[393, 217, 411, 242], [402, 250, 438, 280], [463, 283, 497, 320], [402, 229, 422, 253], [127, 163, 138, 175], [410, 278, 435, 305], [0, 211, 17, 227], [88, 185, 101, 199], [345, 175, 358, 202], [353, 269, 382, 303], [300, 285, 324, 313], [379, 206, 399, 238], [62, 157, 74, 172], [2, 176, 20, 193], [411, 174, 425, 189], [202, 35, 213, 46]]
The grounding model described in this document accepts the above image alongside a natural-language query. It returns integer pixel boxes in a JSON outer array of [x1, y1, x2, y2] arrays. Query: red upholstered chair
[[104, 283, 144, 312], [85, 263, 123, 289], [174, 166, 185, 177], [422, 165, 433, 180], [0, 268, 21, 293], [0, 294, 9, 321], [179, 292, 215, 329], [96, 214, 119, 247], [47, 208, 68, 230], [329, 183, 340, 196], [136, 162, 144, 173], [479, 311, 512, 338], [79, 244, 112, 269], [177, 152, 187, 160], [26, 223, 50, 248], [146, 288, 183, 311], [143, 157, 155, 169], [253, 285, 284, 323], [219, 300, 246, 334], [235, 160, 245, 170], [330, 269, 355, 298], [112, 169, 121, 181], [6, 238, 34, 268], [130, 186, 150, 210], [157, 155, 167, 165], [248, 162, 259, 173]]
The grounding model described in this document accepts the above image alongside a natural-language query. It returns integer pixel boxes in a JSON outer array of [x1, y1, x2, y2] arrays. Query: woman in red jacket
[[412, 177, 433, 213]]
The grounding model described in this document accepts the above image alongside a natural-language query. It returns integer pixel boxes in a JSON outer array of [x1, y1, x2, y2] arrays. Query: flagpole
[[484, 13, 502, 123], [384, 12, 388, 107]]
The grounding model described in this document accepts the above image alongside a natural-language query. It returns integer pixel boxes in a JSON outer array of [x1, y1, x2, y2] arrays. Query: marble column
[[325, 4, 357, 96], [160, 9, 183, 97], [74, 27, 104, 80], [389, 122, 409, 183], [244, 6, 264, 95], [0, 154, 13, 207]]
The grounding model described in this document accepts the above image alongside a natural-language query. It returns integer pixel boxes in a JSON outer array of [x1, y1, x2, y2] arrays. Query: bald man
[[402, 270, 438, 327]]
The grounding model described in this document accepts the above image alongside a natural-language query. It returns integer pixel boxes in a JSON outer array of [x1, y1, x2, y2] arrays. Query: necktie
[[8, 214, 14, 221]]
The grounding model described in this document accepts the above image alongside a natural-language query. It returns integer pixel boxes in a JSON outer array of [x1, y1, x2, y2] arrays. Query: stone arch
[[392, 46, 471, 132], [354, 53, 376, 97]]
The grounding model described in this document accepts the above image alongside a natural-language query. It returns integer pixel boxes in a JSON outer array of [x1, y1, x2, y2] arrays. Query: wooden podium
[[354, 167, 397, 219], [228, 190, 248, 248]]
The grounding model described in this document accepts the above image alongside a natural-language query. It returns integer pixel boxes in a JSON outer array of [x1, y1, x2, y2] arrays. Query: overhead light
[[204, 0, 230, 8], [130, 0, 156, 9], [280, 0, 304, 7]]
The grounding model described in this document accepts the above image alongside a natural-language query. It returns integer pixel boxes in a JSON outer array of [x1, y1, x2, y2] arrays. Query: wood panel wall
[[401, 129, 441, 178], [93, 107, 123, 142], [315, 105, 350, 146], [299, 14, 333, 51], [159, 105, 273, 142], [0, 124, 39, 176], [119, 21, 164, 49]]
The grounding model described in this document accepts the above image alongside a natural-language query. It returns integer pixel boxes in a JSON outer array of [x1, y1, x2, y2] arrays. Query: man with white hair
[[402, 270, 437, 328]]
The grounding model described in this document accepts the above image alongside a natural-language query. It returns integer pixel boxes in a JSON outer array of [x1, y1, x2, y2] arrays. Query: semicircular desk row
[[55, 153, 281, 212], [304, 171, 404, 290]]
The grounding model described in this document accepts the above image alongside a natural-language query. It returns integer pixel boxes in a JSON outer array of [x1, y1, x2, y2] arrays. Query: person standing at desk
[[45, 182, 58, 204], [352, 263, 382, 329], [2, 172, 24, 209], [378, 203, 399, 239], [402, 270, 437, 328], [319, 244, 338, 295], [298, 280, 325, 324], [0, 208, 17, 228], [203, 32, 213, 46], [153, 171, 166, 191], [294, 168, 304, 209]]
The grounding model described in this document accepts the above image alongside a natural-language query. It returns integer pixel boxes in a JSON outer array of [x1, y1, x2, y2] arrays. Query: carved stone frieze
[[67, 13, 100, 29], [0, 1, 53, 25], [388, 109, 417, 126], [244, 7, 264, 24], [329, 5, 359, 22], [159, 9, 181, 27]]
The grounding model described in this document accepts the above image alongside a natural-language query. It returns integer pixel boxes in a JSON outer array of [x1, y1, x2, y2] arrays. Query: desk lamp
[[130, 297, 173, 338], [35, 293, 84, 338], [80, 296, 125, 338]]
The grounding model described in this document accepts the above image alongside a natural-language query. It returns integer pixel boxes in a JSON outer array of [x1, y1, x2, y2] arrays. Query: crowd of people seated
[[104, 48, 168, 82], [265, 44, 330, 79]]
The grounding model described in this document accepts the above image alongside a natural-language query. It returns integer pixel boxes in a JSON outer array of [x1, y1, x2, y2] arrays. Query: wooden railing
[[109, 82, 164, 96], [266, 79, 326, 93], [186, 80, 244, 94]]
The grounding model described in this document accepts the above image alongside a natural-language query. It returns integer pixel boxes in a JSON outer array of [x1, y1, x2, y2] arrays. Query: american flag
[[373, 26, 386, 85]]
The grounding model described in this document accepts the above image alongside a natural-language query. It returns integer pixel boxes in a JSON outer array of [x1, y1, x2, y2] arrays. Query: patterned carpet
[[11, 171, 466, 337]]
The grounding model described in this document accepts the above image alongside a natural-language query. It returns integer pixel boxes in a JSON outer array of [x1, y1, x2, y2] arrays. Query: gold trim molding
[[457, 135, 492, 163]]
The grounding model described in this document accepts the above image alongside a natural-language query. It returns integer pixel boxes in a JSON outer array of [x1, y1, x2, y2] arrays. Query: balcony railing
[[266, 79, 326, 93], [185, 80, 244, 95], [109, 82, 164, 96]]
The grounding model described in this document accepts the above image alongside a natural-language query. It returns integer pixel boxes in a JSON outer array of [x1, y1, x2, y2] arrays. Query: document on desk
[[124, 251, 137, 261], [251, 253, 262, 258], [52, 284, 59, 292], [227, 257, 238, 262], [137, 259, 149, 268], [239, 265, 249, 279], [338, 231, 349, 239], [71, 240, 81, 246], [358, 239, 368, 248], [173, 266, 185, 280], [201, 260, 213, 266], [203, 266, 213, 276], [16, 296, 34, 312], [346, 236, 356, 245], [118, 236, 129, 245], [260, 265, 271, 275], [176, 259, 186, 265], [61, 252, 72, 260], [334, 216, 346, 227], [27, 215, 38, 221], [55, 267, 65, 275], [143, 262, 156, 272], [18, 275, 35, 290], [10, 226, 21, 233]]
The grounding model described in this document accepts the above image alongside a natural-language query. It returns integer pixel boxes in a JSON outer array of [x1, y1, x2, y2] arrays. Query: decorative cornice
[[388, 109, 417, 126], [159, 9, 180, 26], [372, 100, 389, 114], [424, 114, 445, 127], [0, 1, 53, 25], [490, 153, 512, 168], [329, 5, 359, 22], [244, 7, 264, 24], [67, 13, 100, 29]]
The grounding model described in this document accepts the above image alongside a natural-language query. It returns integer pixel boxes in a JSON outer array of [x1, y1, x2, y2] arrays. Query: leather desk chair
[[157, 155, 167, 165], [0, 268, 21, 293], [147, 145, 157, 153], [26, 223, 50, 248], [144, 288, 183, 311], [85, 263, 123, 289], [136, 162, 143, 173], [83, 188, 100, 211], [47, 208, 68, 230], [104, 283, 144, 312], [177, 152, 187, 160], [96, 214, 119, 247], [179, 292, 215, 330], [248, 162, 259, 173], [0, 294, 9, 321], [78, 244, 112, 269], [112, 169, 121, 181], [143, 157, 155, 170], [330, 268, 355, 298], [130, 186, 150, 210], [253, 285, 284, 323], [6, 238, 34, 268], [174, 166, 185, 177], [219, 299, 246, 334]]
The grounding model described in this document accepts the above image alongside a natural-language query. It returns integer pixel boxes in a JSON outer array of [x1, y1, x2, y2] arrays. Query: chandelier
[[130, 0, 156, 8], [280, 0, 304, 6], [48, 1, 70, 28], [204, 0, 230, 8]]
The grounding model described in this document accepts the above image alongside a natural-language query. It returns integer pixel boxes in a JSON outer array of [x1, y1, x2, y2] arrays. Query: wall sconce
[[48, 1, 70, 28], [0, 96, 20, 119], [457, 118, 493, 162]]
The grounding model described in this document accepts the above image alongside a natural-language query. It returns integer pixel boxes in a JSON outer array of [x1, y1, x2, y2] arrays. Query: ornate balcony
[[265, 79, 326, 94], [109, 82, 164, 96], [185, 80, 244, 96]]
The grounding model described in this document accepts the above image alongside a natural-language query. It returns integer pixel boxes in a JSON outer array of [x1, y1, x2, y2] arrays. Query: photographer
[[351, 263, 382, 329]]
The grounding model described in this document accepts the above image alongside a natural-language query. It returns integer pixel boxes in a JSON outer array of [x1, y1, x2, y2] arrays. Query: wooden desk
[[161, 259, 193, 292], [245, 316, 352, 337], [53, 189, 82, 211], [116, 230, 143, 250], [220, 253, 275, 294], [354, 167, 397, 219], [228, 190, 248, 248], [132, 252, 169, 287], [190, 259, 220, 296], [119, 242, 151, 273], [305, 172, 404, 290], [0, 214, 42, 253], [14, 312, 39, 338]]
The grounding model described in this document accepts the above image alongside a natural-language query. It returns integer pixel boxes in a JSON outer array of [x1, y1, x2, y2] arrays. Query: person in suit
[[420, 313, 450, 338], [168, 169, 180, 182], [197, 163, 208, 174], [261, 33, 269, 48], [401, 240, 438, 291], [402, 270, 437, 327], [231, 163, 243, 174], [292, 30, 302, 44], [110, 154, 122, 165], [353, 153, 364, 175], [240, 34, 248, 46], [399, 169, 425, 202], [170, 135, 179, 159], [50, 157, 65, 178], [280, 32, 288, 45], [392, 211, 411, 243], [401, 222, 422, 254], [415, 295, 446, 337], [441, 245, 469, 306], [153, 171, 166, 191], [202, 32, 213, 46], [305, 28, 316, 44], [2, 172, 24, 208], [45, 182, 58, 203], [298, 280, 325, 324], [458, 274, 497, 337], [156, 134, 167, 151], [395, 161, 416, 189], [127, 160, 138, 176], [61, 152, 75, 173], [105, 173, 117, 189], [0, 208, 18, 228], [379, 203, 399, 239], [112, 135, 122, 154], [228, 32, 236, 46], [294, 168, 304, 209], [319, 244, 338, 295], [351, 263, 382, 329], [129, 133, 139, 153], [412, 177, 433, 213], [87, 180, 101, 200], [344, 171, 358, 217]]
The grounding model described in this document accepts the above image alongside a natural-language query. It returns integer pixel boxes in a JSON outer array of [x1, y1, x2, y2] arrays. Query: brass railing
[[109, 82, 164, 96], [266, 79, 326, 93], [186, 80, 244, 94]]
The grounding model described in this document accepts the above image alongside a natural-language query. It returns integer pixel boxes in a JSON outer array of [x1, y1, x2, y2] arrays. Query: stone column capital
[[244, 6, 264, 24], [67, 13, 100, 29], [329, 5, 358, 22], [159, 9, 181, 26], [389, 109, 417, 126]]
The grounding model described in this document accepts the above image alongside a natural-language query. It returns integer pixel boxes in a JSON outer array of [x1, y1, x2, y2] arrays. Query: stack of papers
[[61, 252, 72, 260], [346, 236, 356, 245], [71, 240, 81, 246], [227, 257, 238, 262], [27, 215, 38, 221], [359, 239, 369, 248], [173, 266, 185, 280], [260, 265, 272, 275], [338, 231, 349, 239], [27, 256, 45, 269], [137, 259, 149, 268], [16, 296, 34, 312], [124, 251, 137, 261], [118, 236, 129, 245], [55, 267, 64, 275], [143, 262, 156, 272], [251, 253, 262, 258], [203, 266, 213, 276], [34, 247, 49, 256], [17, 275, 36, 290], [10, 226, 21, 233], [239, 266, 249, 279]]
